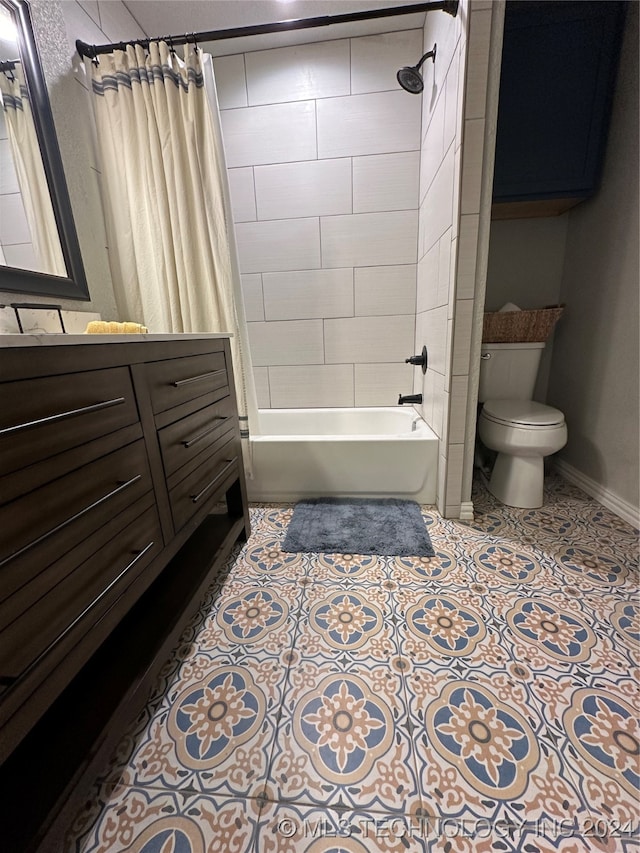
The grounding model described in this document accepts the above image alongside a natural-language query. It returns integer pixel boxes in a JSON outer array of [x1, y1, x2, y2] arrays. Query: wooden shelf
[[0, 511, 244, 853]]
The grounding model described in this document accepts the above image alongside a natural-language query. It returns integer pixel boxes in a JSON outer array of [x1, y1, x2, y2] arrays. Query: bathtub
[[248, 407, 437, 504]]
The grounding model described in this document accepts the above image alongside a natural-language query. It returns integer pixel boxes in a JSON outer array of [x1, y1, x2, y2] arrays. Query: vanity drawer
[[158, 396, 234, 477], [0, 505, 162, 680], [0, 440, 152, 603], [0, 367, 139, 479], [146, 352, 227, 415], [169, 444, 238, 532]]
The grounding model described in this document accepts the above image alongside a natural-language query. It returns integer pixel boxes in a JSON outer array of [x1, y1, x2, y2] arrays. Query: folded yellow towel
[[85, 321, 148, 334]]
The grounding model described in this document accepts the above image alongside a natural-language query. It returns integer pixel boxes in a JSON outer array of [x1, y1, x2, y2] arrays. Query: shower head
[[397, 44, 437, 94]]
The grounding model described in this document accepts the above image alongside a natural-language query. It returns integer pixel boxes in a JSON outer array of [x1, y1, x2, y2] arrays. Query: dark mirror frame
[[0, 0, 89, 300]]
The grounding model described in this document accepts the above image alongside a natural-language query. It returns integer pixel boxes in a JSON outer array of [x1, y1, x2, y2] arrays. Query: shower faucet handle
[[405, 345, 428, 373]]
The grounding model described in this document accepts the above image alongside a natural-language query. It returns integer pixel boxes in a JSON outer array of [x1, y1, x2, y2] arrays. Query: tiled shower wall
[[412, 0, 497, 516], [214, 31, 426, 409]]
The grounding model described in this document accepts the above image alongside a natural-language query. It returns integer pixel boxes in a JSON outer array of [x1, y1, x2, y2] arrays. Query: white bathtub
[[248, 407, 437, 504]]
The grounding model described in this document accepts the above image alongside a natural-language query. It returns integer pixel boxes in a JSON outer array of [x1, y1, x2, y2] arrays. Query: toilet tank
[[478, 342, 545, 401]]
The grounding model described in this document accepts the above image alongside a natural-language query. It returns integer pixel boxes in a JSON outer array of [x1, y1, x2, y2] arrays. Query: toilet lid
[[483, 400, 565, 427]]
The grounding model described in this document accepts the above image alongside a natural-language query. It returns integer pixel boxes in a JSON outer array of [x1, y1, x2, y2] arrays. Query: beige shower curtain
[[0, 64, 67, 276], [89, 41, 258, 471]]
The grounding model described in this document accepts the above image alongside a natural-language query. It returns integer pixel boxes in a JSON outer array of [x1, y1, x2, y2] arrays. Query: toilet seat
[[482, 400, 565, 429]]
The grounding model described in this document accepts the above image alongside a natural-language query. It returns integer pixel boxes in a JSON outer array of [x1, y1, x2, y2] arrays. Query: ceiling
[[122, 1, 429, 56]]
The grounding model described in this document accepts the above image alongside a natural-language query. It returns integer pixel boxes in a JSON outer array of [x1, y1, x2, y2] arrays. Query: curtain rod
[[76, 0, 458, 60]]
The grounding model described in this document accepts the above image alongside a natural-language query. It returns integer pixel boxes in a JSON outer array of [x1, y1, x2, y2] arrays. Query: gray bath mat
[[282, 497, 434, 556]]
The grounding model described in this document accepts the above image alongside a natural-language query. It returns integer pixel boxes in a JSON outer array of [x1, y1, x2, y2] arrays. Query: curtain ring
[[168, 35, 176, 57], [191, 32, 199, 53], [91, 45, 99, 66]]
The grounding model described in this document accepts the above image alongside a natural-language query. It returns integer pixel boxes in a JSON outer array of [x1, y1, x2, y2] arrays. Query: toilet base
[[488, 452, 544, 508]]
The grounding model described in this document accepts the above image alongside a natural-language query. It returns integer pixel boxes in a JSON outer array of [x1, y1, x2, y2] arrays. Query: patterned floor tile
[[111, 648, 288, 797], [295, 583, 400, 664], [307, 552, 389, 586], [268, 660, 419, 814], [405, 667, 589, 830], [66, 479, 639, 851], [65, 784, 258, 853], [192, 578, 304, 658], [255, 801, 429, 852]]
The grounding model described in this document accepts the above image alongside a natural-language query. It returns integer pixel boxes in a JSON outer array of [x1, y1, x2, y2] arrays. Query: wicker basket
[[482, 306, 564, 343]]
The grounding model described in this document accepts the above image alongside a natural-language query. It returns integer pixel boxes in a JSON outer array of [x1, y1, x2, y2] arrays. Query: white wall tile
[[456, 214, 479, 299], [321, 211, 418, 268], [324, 315, 414, 364], [228, 167, 256, 222], [350, 30, 423, 94], [460, 118, 485, 214], [445, 442, 464, 507], [254, 159, 352, 220], [0, 193, 31, 245], [97, 0, 145, 41], [248, 319, 324, 366], [241, 274, 264, 321], [0, 305, 20, 334], [416, 241, 439, 314], [269, 364, 354, 408], [355, 363, 413, 407], [78, 0, 100, 27], [437, 229, 453, 308], [422, 306, 448, 375], [2, 242, 40, 272], [437, 452, 447, 509], [212, 55, 248, 109], [0, 142, 18, 195], [443, 51, 460, 154], [418, 367, 435, 427], [61, 0, 106, 59], [263, 268, 353, 321], [317, 91, 421, 158], [355, 265, 416, 316], [452, 298, 475, 375], [419, 92, 445, 203], [245, 40, 350, 105], [220, 101, 316, 167], [432, 372, 446, 438], [236, 218, 320, 273], [465, 10, 492, 120], [448, 375, 469, 444], [353, 151, 419, 213], [253, 366, 271, 408], [420, 143, 455, 255]]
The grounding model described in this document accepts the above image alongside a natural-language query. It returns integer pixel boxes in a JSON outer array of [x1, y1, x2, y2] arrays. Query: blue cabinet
[[492, 1, 626, 216]]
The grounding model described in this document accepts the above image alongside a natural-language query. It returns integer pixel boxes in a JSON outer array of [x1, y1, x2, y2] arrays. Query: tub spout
[[398, 393, 423, 405]]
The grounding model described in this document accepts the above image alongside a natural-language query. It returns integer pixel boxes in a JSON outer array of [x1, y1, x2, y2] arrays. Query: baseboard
[[554, 459, 639, 529], [459, 500, 475, 521]]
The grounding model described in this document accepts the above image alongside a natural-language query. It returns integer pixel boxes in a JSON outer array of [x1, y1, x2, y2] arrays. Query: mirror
[[0, 0, 89, 300]]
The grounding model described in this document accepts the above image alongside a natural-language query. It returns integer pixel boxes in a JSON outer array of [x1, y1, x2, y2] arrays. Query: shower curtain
[[89, 41, 258, 472], [0, 64, 67, 276]]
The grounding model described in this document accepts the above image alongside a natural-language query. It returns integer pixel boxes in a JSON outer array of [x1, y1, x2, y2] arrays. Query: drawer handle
[[172, 368, 226, 388], [190, 459, 236, 504], [0, 397, 126, 438], [181, 417, 228, 448], [16, 541, 155, 683], [0, 474, 142, 569]]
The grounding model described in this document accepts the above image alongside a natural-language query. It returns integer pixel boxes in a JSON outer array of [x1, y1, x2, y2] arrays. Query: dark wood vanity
[[0, 334, 250, 852]]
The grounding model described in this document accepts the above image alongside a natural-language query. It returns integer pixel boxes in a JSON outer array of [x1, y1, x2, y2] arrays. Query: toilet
[[478, 342, 567, 508]]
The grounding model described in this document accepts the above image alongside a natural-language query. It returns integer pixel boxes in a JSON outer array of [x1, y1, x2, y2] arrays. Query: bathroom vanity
[[0, 334, 250, 852]]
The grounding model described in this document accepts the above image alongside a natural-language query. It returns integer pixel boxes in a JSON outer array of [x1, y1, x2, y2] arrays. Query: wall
[[413, 0, 500, 516], [548, 2, 639, 516], [0, 0, 145, 319], [213, 31, 423, 408], [485, 214, 568, 401]]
